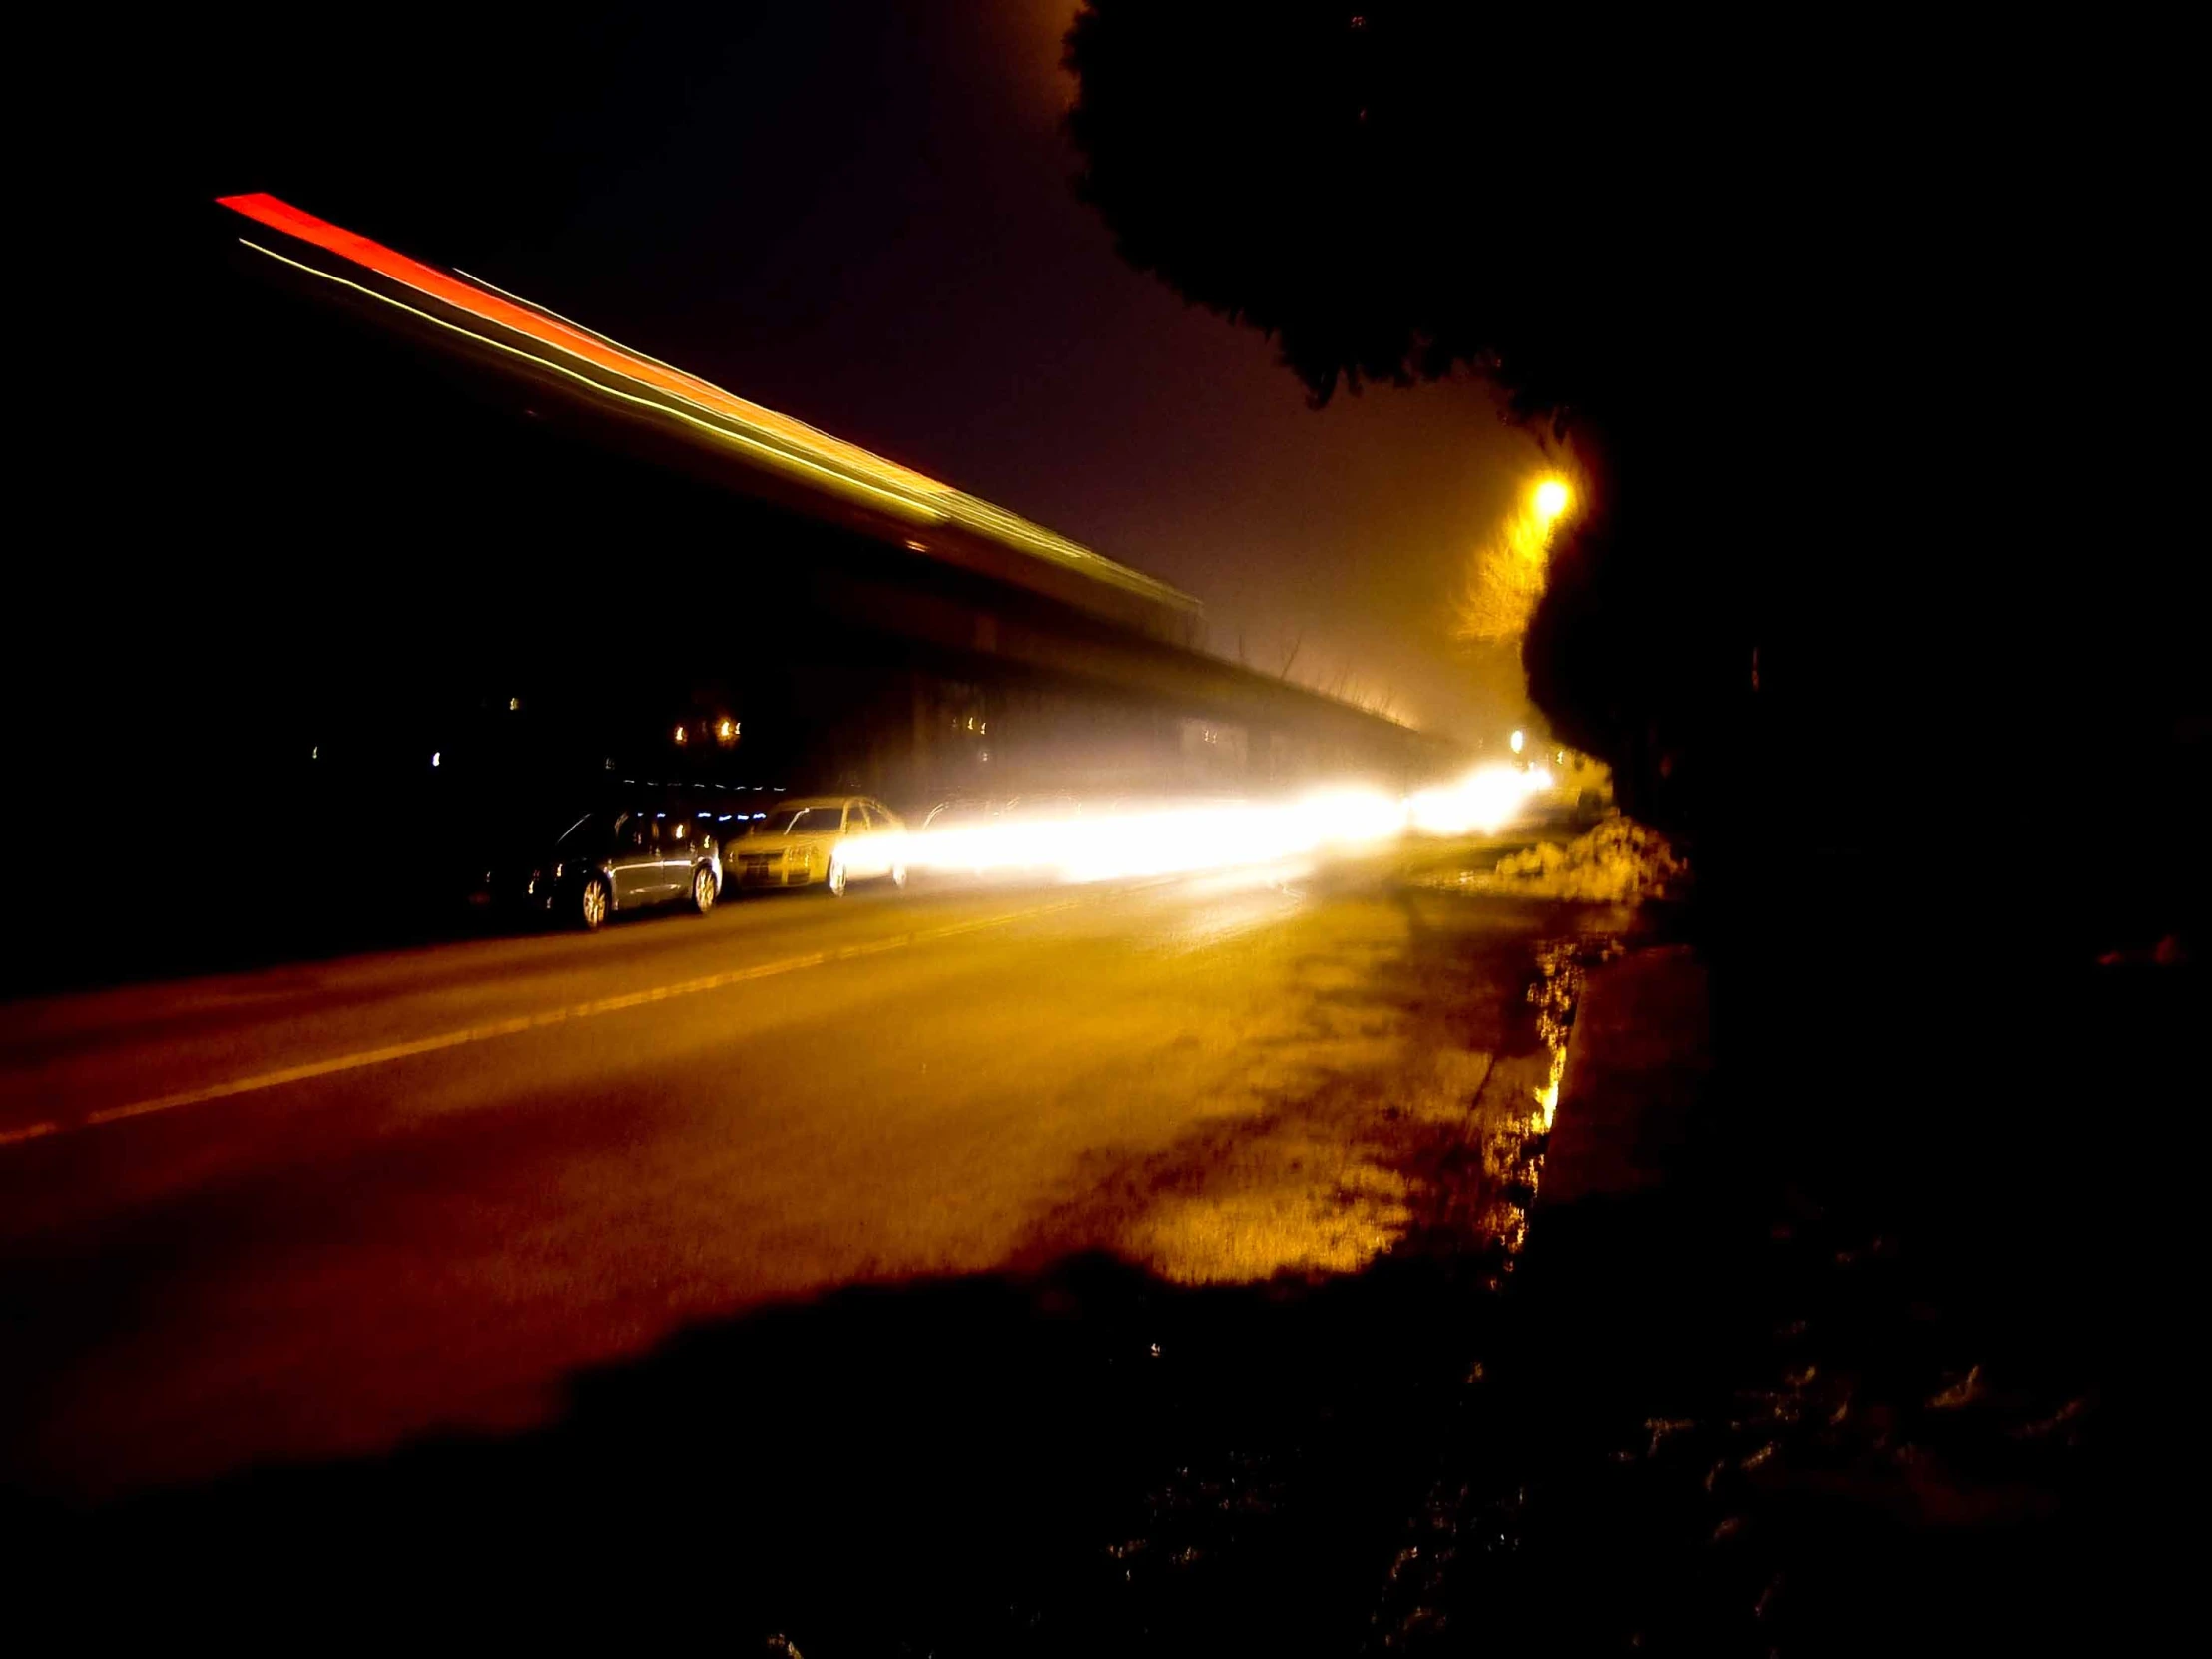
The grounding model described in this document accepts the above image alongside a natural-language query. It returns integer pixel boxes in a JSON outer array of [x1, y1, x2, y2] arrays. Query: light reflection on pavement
[[2, 839, 1627, 1511]]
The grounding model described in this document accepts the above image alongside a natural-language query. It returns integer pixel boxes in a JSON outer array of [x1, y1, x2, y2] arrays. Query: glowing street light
[[1533, 477, 1571, 523], [1509, 729, 1525, 755]]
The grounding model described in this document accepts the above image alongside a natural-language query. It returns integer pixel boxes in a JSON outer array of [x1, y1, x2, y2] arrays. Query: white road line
[[10, 894, 1099, 1148]]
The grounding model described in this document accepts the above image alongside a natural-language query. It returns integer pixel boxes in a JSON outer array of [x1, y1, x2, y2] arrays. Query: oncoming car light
[[1405, 765, 1554, 836], [898, 772, 1549, 887]]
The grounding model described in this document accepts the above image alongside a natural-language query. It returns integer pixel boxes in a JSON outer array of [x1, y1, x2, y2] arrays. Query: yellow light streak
[[901, 767, 1551, 888]]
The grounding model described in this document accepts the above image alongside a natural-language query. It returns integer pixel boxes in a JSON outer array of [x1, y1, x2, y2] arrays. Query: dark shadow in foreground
[[15, 1249, 1511, 1654], [15, 1197, 2120, 1658]]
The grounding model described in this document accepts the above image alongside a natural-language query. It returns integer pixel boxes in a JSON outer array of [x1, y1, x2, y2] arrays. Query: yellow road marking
[[14, 893, 1102, 1147]]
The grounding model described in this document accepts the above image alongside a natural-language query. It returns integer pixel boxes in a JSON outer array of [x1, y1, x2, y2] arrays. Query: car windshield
[[753, 805, 837, 835], [925, 800, 997, 829]]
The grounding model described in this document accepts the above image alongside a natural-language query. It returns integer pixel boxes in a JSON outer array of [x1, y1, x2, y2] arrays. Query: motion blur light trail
[[903, 768, 1555, 885], [1405, 764, 1555, 836], [217, 194, 1193, 610], [905, 794, 1379, 884]]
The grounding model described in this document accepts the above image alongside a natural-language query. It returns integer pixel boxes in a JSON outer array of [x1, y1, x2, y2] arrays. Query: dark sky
[[166, 2, 1546, 740]]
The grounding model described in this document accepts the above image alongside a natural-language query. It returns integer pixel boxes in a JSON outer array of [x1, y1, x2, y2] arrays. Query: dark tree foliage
[[1067, 2, 2202, 949], [1068, 1, 1644, 423], [1065, 3, 1922, 439], [1064, 4, 1947, 817]]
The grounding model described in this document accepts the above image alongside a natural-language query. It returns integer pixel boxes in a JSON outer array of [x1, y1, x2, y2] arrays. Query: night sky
[[154, 3, 1546, 742]]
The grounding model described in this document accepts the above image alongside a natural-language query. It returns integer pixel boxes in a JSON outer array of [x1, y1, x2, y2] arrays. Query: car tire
[[826, 858, 847, 897], [691, 866, 718, 915], [579, 876, 611, 932]]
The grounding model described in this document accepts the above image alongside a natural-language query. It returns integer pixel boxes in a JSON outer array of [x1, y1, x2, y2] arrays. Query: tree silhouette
[[1068, 2, 1635, 425], [1065, 2, 2199, 868], [1064, 3, 1868, 821]]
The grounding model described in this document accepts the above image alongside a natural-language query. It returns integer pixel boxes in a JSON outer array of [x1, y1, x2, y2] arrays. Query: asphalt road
[[4, 836, 1622, 1647]]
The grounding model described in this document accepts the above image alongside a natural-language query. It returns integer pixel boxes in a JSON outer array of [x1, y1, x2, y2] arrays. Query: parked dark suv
[[507, 800, 726, 930]]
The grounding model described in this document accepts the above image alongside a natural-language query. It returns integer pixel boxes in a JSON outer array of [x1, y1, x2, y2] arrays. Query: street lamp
[[1509, 729, 1525, 755], [1533, 478, 1571, 523]]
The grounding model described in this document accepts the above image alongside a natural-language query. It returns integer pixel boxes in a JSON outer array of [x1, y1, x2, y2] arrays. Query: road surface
[[3, 838, 1625, 1646]]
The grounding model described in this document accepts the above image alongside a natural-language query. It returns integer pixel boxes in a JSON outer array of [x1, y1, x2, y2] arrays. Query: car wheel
[[826, 857, 847, 897], [889, 862, 907, 889], [691, 866, 718, 914], [579, 876, 610, 932]]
